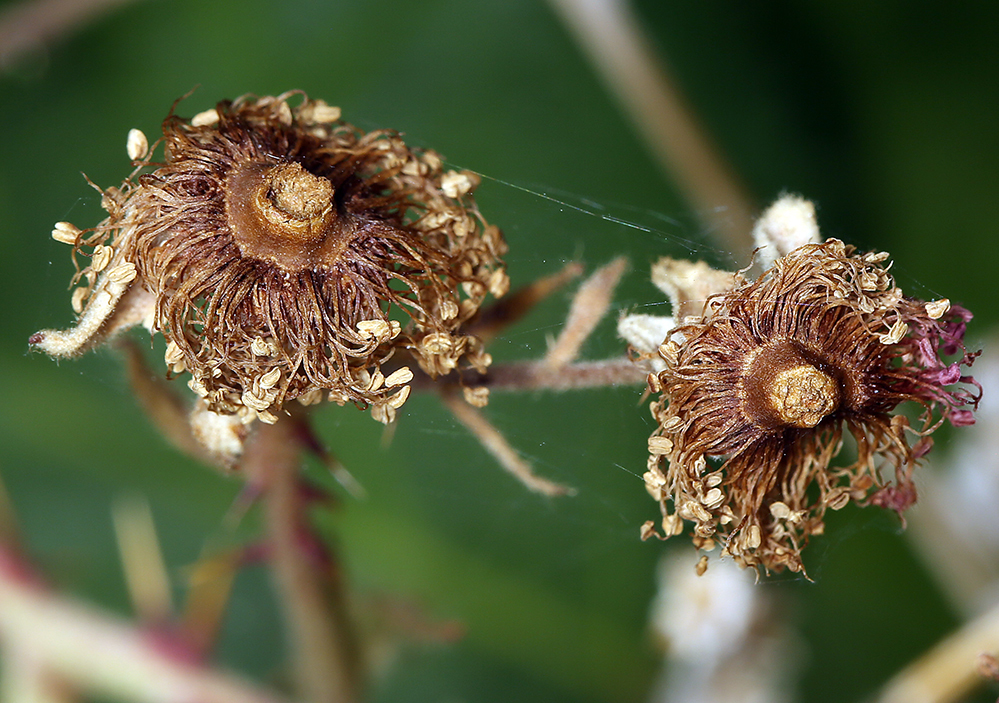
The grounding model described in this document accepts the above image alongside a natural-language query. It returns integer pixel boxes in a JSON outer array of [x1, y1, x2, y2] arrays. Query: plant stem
[[548, 0, 756, 259], [877, 597, 999, 703], [242, 418, 358, 703], [0, 545, 289, 703], [447, 356, 649, 393]]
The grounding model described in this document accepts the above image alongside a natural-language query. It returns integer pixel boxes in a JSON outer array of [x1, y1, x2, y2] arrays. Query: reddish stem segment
[[242, 419, 358, 703]]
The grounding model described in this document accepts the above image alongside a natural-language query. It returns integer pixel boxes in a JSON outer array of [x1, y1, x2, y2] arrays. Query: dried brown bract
[[630, 203, 980, 574], [32, 92, 507, 427]]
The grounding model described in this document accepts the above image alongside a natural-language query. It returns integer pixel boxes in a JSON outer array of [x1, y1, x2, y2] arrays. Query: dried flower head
[[628, 197, 980, 574], [32, 92, 507, 427]]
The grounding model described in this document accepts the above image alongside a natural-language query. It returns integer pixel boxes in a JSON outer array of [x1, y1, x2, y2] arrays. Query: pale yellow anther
[[256, 409, 279, 425], [385, 366, 414, 387], [328, 388, 349, 406], [241, 388, 272, 412], [126, 128, 148, 161], [663, 514, 684, 536], [489, 270, 510, 297], [660, 415, 683, 432], [421, 332, 453, 354], [300, 100, 341, 124], [440, 299, 459, 320], [71, 287, 88, 314], [367, 369, 385, 392], [878, 319, 908, 345], [826, 488, 851, 511], [863, 251, 890, 263], [769, 502, 792, 520], [296, 389, 324, 406], [658, 340, 680, 366], [188, 377, 208, 398], [440, 170, 480, 198], [357, 319, 387, 339], [648, 436, 674, 456], [462, 386, 490, 407], [679, 500, 711, 524], [52, 221, 81, 245], [191, 108, 219, 127], [106, 263, 137, 285], [91, 245, 113, 273], [702, 487, 724, 509], [387, 384, 411, 409], [643, 469, 666, 491], [925, 298, 951, 320], [274, 101, 293, 126], [357, 319, 399, 342], [259, 367, 282, 390], [164, 341, 184, 369]]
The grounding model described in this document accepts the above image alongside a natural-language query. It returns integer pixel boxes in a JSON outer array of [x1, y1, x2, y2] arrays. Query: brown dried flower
[[628, 198, 980, 574], [32, 92, 507, 428]]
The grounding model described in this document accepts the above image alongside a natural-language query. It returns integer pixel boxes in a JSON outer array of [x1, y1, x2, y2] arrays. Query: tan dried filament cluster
[[32, 92, 507, 425], [640, 239, 980, 574]]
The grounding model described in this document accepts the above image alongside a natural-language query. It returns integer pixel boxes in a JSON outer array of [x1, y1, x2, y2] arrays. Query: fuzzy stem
[[242, 419, 358, 703], [444, 356, 649, 393]]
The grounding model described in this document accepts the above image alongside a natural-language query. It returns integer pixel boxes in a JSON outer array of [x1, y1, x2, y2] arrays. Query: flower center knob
[[258, 161, 333, 230], [768, 364, 839, 427], [742, 338, 840, 429], [227, 160, 342, 271]]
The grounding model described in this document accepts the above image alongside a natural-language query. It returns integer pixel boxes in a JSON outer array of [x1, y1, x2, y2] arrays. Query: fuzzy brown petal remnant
[[32, 92, 507, 428], [640, 238, 980, 574]]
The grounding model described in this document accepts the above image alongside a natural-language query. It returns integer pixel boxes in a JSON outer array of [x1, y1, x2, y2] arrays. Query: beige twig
[[112, 495, 173, 625], [0, 546, 291, 703], [242, 419, 359, 703], [877, 597, 999, 703], [545, 257, 628, 368], [469, 357, 647, 392], [548, 0, 756, 258], [181, 552, 241, 659], [441, 391, 575, 497]]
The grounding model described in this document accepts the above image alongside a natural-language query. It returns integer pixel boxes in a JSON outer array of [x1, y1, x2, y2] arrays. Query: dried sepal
[[617, 313, 677, 373], [619, 257, 734, 373], [639, 204, 980, 574], [751, 193, 821, 269], [32, 91, 507, 429], [188, 400, 252, 469], [651, 258, 740, 322]]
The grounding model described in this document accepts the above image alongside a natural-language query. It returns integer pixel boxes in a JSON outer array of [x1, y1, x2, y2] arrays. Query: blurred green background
[[1, 1, 997, 701]]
